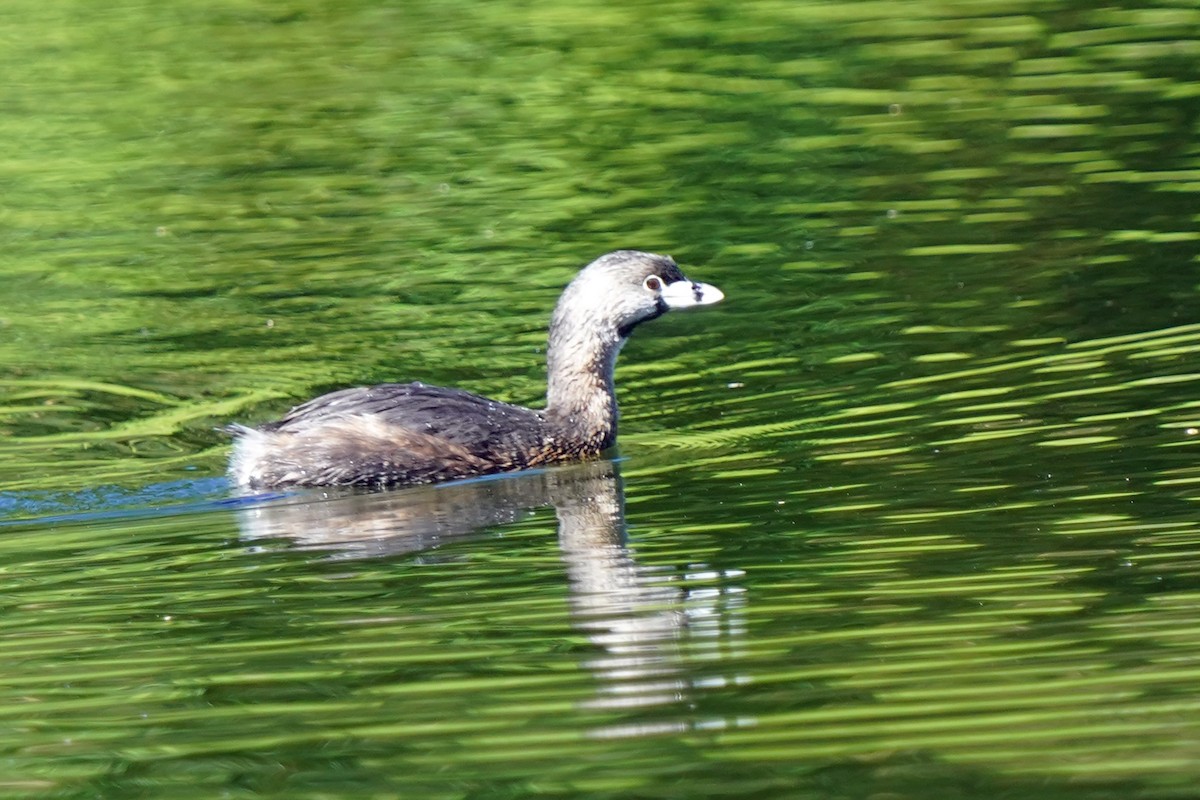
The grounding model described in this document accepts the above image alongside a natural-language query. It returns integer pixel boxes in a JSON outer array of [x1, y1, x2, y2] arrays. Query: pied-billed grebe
[[228, 250, 723, 490]]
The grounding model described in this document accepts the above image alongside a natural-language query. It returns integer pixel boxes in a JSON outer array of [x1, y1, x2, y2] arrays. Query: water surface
[[2, 1, 1199, 798]]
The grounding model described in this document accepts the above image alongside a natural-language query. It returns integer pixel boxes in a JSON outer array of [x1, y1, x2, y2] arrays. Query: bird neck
[[543, 310, 625, 451]]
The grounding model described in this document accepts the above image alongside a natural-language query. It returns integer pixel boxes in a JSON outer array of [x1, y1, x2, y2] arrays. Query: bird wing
[[260, 382, 546, 457]]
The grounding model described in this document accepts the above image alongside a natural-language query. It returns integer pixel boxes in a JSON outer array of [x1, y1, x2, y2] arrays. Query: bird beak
[[660, 279, 724, 309]]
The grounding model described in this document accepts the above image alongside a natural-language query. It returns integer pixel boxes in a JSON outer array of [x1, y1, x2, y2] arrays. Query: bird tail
[[219, 423, 257, 438]]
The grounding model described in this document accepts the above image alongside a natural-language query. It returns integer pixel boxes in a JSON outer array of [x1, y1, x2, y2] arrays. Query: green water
[[2, 0, 1200, 797]]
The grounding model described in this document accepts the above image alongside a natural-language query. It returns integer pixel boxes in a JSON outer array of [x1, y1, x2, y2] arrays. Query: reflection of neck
[[543, 308, 625, 451], [554, 462, 626, 546], [554, 463, 691, 712], [553, 461, 631, 600]]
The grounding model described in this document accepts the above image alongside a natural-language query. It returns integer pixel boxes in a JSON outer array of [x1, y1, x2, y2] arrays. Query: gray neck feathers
[[544, 291, 626, 449]]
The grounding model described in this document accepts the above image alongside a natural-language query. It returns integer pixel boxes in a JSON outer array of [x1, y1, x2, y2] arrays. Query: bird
[[227, 250, 723, 490]]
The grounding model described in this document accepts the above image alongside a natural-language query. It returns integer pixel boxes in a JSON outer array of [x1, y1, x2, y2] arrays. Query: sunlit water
[[2, 1, 1199, 798]]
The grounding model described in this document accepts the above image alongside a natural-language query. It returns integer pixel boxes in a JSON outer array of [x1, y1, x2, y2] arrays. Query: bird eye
[[644, 275, 663, 292]]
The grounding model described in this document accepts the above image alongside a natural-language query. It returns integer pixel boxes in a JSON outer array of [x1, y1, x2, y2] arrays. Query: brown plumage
[[228, 250, 723, 490]]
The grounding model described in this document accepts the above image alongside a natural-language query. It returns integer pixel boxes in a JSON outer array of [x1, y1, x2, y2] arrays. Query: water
[[2, 1, 1199, 797]]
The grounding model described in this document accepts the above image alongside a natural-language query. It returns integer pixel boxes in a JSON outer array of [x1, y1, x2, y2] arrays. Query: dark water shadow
[[235, 459, 748, 725]]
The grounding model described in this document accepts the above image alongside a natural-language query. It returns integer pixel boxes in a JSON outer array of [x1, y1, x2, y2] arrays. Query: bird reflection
[[234, 460, 746, 728]]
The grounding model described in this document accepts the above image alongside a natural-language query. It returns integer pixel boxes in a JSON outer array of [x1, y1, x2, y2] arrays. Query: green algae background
[[2, 1, 1200, 798]]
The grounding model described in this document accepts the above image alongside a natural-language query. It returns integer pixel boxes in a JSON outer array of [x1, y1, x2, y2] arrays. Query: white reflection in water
[[234, 460, 748, 733]]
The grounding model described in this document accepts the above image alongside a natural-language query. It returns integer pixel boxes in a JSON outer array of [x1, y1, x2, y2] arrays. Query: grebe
[[228, 250, 723, 489]]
